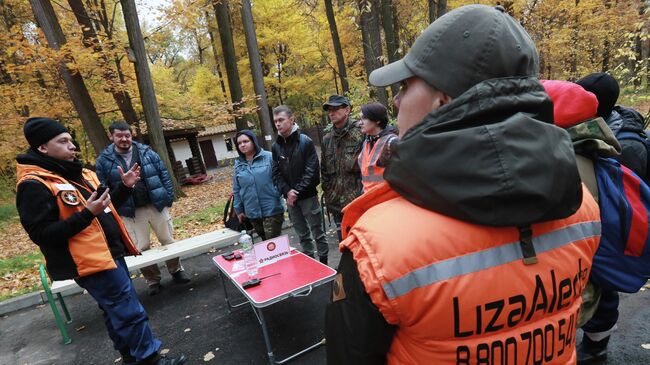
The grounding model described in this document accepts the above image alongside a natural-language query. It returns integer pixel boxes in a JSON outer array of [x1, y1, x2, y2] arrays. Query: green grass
[[618, 84, 650, 111], [0, 286, 40, 301], [0, 204, 18, 227], [0, 251, 44, 301], [0, 251, 42, 276]]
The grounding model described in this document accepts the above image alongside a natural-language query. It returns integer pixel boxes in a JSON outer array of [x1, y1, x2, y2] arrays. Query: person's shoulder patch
[[332, 273, 347, 302], [59, 190, 80, 206]]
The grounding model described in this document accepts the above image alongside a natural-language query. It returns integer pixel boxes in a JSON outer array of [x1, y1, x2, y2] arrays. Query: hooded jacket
[[326, 77, 600, 364], [233, 130, 284, 219], [385, 77, 582, 227], [271, 125, 320, 200], [96, 141, 174, 218]]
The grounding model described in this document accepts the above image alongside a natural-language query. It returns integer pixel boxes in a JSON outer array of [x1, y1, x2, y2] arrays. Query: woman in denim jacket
[[232, 130, 284, 240]]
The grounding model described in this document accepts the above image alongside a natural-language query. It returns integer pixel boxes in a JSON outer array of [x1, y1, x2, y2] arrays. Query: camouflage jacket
[[567, 117, 620, 158], [321, 118, 363, 213]]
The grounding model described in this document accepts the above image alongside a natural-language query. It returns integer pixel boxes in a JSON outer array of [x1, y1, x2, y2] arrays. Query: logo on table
[[266, 242, 276, 251]]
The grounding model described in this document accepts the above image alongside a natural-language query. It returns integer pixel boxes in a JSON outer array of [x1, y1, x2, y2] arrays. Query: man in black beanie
[[15, 117, 186, 365], [577, 72, 647, 180], [575, 74, 648, 364]]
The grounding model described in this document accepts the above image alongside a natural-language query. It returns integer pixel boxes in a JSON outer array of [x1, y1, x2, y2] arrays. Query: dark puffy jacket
[[271, 128, 320, 200], [96, 142, 174, 217], [607, 105, 648, 180]]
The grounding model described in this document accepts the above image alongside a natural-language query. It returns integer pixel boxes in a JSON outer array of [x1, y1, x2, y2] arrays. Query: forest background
[[0, 0, 649, 299]]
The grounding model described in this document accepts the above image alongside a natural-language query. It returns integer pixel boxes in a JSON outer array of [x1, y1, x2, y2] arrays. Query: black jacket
[[271, 128, 320, 200], [607, 105, 648, 180], [16, 149, 132, 280]]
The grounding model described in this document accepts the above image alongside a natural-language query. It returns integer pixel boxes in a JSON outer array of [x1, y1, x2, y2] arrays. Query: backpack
[[223, 193, 253, 232], [590, 157, 650, 293]]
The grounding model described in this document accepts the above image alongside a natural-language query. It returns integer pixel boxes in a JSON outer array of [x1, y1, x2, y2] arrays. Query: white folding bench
[[39, 228, 240, 344]]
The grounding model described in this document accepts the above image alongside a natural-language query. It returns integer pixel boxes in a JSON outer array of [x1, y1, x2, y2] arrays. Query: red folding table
[[213, 249, 336, 364]]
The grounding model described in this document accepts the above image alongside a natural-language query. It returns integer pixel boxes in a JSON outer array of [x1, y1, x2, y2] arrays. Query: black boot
[[319, 255, 328, 265], [119, 348, 136, 364], [577, 335, 609, 364]]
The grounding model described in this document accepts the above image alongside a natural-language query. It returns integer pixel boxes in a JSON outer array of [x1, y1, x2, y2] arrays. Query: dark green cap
[[323, 94, 351, 111], [369, 4, 539, 98]]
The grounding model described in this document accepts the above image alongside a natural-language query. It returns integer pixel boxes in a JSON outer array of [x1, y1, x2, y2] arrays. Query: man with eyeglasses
[[320, 95, 363, 243]]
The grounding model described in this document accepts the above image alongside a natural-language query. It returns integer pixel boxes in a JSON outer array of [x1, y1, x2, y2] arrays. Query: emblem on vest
[[59, 190, 80, 206]]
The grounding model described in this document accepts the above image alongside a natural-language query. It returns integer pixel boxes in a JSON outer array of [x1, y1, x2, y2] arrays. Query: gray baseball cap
[[369, 4, 539, 98]]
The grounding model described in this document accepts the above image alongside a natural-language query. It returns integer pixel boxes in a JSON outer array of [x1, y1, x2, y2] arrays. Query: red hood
[[541, 80, 598, 128]]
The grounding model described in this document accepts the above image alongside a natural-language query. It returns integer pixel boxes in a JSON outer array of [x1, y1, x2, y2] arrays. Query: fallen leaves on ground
[[0, 167, 234, 300], [203, 351, 215, 361]]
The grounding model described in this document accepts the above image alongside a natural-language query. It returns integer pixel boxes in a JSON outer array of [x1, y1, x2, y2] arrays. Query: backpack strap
[[576, 155, 599, 203], [223, 193, 234, 223]]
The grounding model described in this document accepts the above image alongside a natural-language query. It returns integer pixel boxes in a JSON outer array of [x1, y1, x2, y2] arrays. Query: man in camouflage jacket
[[320, 95, 364, 241]]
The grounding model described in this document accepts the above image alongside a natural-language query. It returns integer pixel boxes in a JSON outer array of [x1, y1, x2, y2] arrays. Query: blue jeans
[[75, 257, 161, 361]]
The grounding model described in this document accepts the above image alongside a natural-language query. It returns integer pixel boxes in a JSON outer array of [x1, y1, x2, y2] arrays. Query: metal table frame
[[214, 252, 335, 364]]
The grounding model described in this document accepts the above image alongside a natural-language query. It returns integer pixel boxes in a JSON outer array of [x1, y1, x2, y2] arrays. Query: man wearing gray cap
[[325, 5, 600, 364]]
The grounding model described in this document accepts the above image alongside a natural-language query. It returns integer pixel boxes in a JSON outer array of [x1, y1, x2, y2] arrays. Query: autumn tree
[[212, 0, 248, 131], [67, 0, 139, 126], [324, 0, 349, 94], [29, 0, 109, 154], [120, 0, 181, 195], [358, 0, 388, 106]]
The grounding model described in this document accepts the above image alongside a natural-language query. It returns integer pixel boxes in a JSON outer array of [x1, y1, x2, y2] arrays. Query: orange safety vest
[[16, 163, 139, 277], [358, 134, 396, 193], [341, 182, 600, 365]]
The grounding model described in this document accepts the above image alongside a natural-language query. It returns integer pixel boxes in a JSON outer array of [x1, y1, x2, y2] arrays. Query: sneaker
[[148, 283, 162, 296], [172, 270, 191, 284], [140, 353, 187, 365], [155, 354, 187, 365], [577, 335, 609, 364]]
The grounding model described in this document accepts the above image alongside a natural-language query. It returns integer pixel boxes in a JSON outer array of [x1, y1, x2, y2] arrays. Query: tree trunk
[[358, 0, 388, 106], [633, 2, 645, 89], [436, 0, 447, 17], [324, 0, 349, 94], [68, 0, 139, 126], [240, 0, 274, 150], [212, 0, 247, 132], [380, 0, 399, 99], [205, 11, 228, 100], [29, 0, 109, 155], [120, 0, 182, 196], [428, 0, 435, 23]]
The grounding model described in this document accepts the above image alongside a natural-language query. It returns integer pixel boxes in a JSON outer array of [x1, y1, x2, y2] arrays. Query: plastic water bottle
[[240, 230, 258, 278]]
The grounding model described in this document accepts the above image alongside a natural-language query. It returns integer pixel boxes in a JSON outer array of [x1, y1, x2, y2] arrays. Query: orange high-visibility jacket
[[17, 164, 139, 277], [358, 134, 396, 193], [341, 182, 601, 364]]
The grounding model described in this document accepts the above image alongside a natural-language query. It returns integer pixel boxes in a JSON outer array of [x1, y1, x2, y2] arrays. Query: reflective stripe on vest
[[383, 220, 601, 300]]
